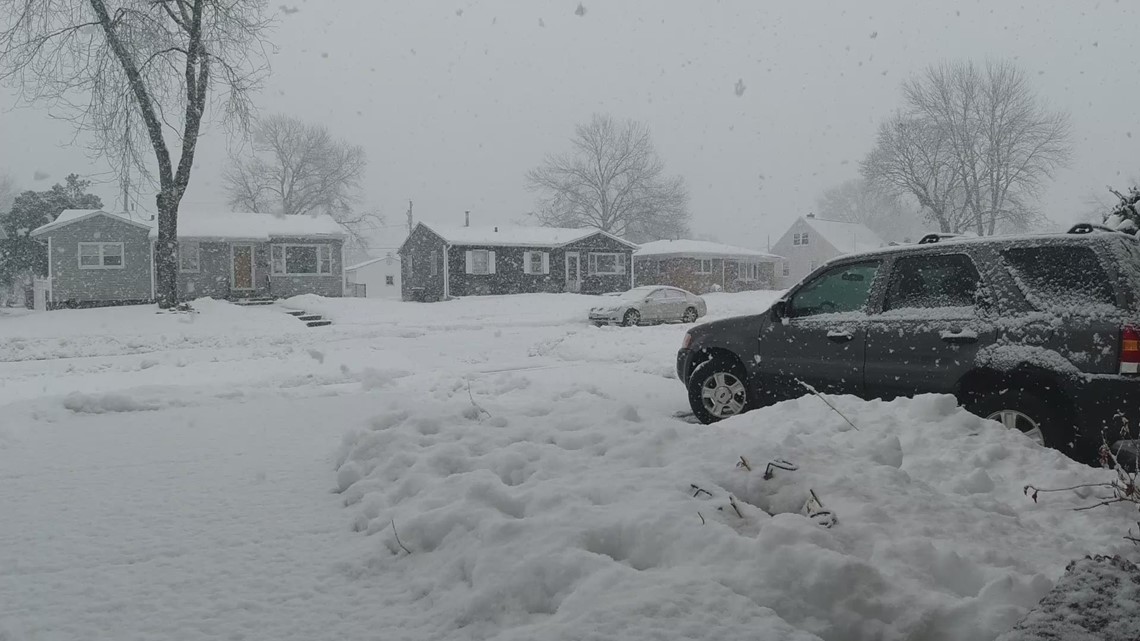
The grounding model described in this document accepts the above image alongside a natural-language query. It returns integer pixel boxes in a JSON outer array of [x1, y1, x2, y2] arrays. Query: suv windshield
[[1002, 245, 1117, 311]]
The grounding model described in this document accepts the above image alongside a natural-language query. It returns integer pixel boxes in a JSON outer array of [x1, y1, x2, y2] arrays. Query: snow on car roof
[[420, 223, 637, 248], [802, 217, 884, 254], [635, 239, 783, 261]]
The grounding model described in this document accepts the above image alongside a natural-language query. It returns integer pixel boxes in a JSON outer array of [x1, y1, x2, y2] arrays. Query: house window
[[739, 262, 758, 280], [271, 244, 333, 275], [695, 258, 713, 274], [78, 242, 124, 269], [793, 232, 810, 246], [429, 251, 439, 276], [179, 241, 200, 272], [782, 261, 790, 277], [466, 249, 495, 275], [523, 251, 549, 275], [588, 252, 625, 275], [386, 275, 395, 286]]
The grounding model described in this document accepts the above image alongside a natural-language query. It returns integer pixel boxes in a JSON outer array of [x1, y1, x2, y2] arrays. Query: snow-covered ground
[[0, 292, 1136, 641]]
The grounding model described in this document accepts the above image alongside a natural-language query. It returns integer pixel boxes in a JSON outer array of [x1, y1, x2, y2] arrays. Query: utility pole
[[406, 199, 413, 233]]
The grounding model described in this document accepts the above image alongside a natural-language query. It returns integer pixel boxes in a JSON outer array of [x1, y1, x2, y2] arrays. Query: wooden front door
[[232, 244, 254, 291], [565, 252, 581, 293]]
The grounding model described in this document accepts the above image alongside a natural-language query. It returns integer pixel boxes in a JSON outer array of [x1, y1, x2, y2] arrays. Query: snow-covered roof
[[802, 217, 884, 254], [635, 239, 783, 261], [346, 254, 400, 271], [419, 222, 637, 248], [31, 209, 346, 240], [30, 209, 153, 236], [172, 211, 345, 241]]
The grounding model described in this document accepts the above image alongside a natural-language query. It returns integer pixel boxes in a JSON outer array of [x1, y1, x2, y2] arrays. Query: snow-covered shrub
[[1103, 186, 1140, 234]]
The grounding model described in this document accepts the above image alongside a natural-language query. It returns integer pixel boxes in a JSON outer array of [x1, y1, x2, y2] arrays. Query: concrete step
[[306, 320, 332, 328], [297, 314, 322, 322], [285, 310, 307, 317]]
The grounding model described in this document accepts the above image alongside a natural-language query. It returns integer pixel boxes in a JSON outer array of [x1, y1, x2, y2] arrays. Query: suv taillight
[[1121, 326, 1140, 374], [681, 332, 693, 349]]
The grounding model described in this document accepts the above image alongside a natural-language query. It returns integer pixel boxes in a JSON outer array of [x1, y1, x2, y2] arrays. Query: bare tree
[[814, 178, 925, 243], [527, 114, 690, 243], [223, 114, 378, 247], [0, 0, 273, 307], [864, 60, 1070, 236], [863, 115, 971, 233]]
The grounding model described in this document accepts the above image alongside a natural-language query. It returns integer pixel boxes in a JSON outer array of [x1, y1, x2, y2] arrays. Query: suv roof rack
[[917, 233, 962, 245], [1068, 222, 1124, 235]]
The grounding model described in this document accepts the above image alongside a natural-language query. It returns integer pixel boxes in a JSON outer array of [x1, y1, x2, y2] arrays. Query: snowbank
[[336, 389, 1137, 641]]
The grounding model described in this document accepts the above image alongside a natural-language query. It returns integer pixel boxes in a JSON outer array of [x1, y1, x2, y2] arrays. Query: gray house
[[30, 209, 346, 309], [399, 222, 637, 301]]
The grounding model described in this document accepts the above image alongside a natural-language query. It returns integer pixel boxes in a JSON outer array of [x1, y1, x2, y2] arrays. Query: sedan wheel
[[682, 307, 698, 323], [623, 309, 641, 327]]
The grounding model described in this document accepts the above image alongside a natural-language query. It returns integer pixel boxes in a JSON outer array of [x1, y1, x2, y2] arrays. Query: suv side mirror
[[771, 300, 787, 322]]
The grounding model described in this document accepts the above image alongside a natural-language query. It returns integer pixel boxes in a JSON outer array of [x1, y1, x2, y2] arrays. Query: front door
[[565, 252, 581, 293], [757, 260, 882, 398], [232, 244, 254, 291]]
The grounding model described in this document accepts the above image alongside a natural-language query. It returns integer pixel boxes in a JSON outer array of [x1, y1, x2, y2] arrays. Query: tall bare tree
[[527, 114, 690, 243], [814, 178, 925, 243], [223, 114, 378, 247], [864, 60, 1070, 236], [0, 173, 15, 214], [0, 0, 272, 307]]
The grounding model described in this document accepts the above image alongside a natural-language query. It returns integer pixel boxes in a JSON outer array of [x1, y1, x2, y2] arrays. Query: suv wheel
[[966, 389, 1058, 448], [688, 356, 748, 424]]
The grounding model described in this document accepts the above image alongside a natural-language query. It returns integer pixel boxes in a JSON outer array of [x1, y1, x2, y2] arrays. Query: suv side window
[[1002, 246, 1116, 309], [883, 254, 981, 311], [789, 261, 880, 318]]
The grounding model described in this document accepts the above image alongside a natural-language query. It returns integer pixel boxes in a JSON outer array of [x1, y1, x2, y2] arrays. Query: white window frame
[[588, 252, 625, 276], [738, 261, 759, 281], [77, 242, 124, 270], [695, 258, 713, 274], [466, 249, 495, 275], [523, 251, 550, 275], [782, 261, 790, 277], [385, 275, 395, 286], [179, 241, 200, 273], [270, 243, 334, 276]]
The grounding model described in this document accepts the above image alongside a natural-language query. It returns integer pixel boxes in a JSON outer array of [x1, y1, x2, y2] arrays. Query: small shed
[[345, 252, 401, 299]]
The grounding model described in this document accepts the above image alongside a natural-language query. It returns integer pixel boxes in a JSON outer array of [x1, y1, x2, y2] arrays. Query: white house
[[345, 252, 401, 299], [770, 214, 884, 288]]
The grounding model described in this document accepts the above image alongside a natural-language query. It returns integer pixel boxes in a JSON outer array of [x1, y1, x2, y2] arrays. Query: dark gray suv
[[677, 227, 1140, 465]]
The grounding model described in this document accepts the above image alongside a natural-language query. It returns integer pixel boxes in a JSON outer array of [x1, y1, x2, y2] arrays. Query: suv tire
[[965, 388, 1061, 449], [688, 356, 748, 424]]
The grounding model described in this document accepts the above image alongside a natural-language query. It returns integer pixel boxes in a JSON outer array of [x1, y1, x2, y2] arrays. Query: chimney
[[494, 226, 499, 232], [465, 210, 470, 227], [806, 212, 815, 219]]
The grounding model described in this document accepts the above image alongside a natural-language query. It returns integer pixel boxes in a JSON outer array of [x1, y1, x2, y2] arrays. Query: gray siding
[[45, 215, 152, 304], [177, 241, 233, 299], [399, 226, 448, 301]]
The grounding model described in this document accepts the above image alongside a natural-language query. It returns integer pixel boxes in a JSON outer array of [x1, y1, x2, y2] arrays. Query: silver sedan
[[589, 286, 707, 326]]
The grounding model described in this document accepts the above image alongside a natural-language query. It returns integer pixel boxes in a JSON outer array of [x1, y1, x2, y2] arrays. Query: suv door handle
[[940, 329, 978, 344], [826, 330, 854, 343]]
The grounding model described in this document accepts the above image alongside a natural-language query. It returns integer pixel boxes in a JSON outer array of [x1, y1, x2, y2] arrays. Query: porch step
[[233, 297, 277, 306], [283, 308, 333, 328]]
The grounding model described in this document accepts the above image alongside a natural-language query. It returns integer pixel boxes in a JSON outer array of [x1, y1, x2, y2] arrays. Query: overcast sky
[[2, 0, 1138, 251]]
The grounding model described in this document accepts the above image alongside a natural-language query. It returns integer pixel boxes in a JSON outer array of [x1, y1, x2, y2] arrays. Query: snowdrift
[[336, 388, 1138, 641]]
